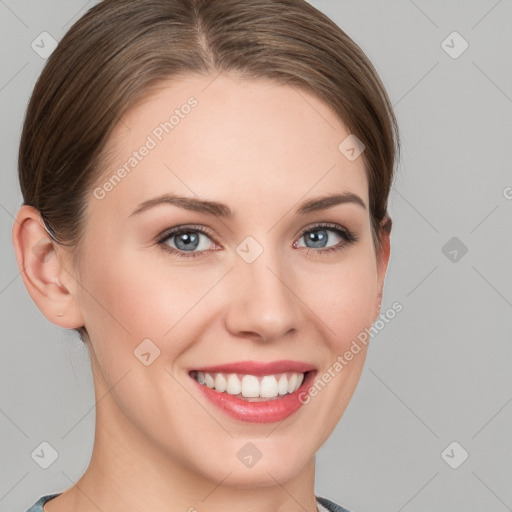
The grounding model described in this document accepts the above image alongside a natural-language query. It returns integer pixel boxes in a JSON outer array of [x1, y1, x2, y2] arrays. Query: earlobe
[[11, 205, 84, 329]]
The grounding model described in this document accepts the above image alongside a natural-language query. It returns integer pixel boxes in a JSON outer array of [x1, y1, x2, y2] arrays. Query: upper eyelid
[[157, 224, 216, 240]]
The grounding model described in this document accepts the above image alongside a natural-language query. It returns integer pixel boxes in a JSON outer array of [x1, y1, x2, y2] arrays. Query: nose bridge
[[224, 238, 301, 341]]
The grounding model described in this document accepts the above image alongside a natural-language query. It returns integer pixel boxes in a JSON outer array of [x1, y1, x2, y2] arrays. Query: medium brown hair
[[18, 0, 399, 342]]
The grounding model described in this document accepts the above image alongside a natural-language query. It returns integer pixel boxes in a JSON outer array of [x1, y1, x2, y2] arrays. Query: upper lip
[[190, 360, 316, 376]]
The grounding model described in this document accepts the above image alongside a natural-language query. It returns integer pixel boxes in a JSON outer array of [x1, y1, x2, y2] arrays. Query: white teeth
[[214, 373, 226, 393], [241, 375, 260, 397], [260, 376, 278, 397], [278, 374, 289, 395], [287, 373, 298, 393], [226, 373, 242, 395], [193, 371, 307, 399], [204, 373, 215, 388]]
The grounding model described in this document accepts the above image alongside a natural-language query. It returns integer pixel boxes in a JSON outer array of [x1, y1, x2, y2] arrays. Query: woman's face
[[70, 73, 389, 487]]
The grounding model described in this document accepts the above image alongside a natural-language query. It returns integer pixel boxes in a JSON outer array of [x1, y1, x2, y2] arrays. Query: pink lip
[[190, 360, 316, 376], [188, 360, 317, 424]]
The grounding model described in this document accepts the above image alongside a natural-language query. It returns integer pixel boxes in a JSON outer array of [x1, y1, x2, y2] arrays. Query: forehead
[[91, 73, 369, 219]]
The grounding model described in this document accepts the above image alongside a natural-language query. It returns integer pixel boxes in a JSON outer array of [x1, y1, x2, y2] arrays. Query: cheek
[[83, 245, 175, 328], [299, 251, 378, 348], [78, 245, 222, 363]]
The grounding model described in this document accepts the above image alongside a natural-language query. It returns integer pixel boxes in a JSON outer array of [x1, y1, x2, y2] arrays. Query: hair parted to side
[[18, 0, 399, 343]]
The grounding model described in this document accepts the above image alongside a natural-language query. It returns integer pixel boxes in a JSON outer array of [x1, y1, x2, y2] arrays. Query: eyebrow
[[129, 191, 366, 218]]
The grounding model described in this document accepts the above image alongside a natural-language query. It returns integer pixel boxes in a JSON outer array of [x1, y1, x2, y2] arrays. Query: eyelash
[[156, 223, 358, 259]]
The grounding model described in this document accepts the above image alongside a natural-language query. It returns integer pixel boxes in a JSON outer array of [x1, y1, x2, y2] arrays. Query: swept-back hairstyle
[[18, 0, 399, 342]]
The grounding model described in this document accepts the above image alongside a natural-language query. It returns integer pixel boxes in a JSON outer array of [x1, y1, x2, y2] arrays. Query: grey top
[[26, 493, 352, 512]]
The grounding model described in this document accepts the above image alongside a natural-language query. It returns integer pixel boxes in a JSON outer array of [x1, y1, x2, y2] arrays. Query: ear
[[373, 215, 392, 322], [11, 205, 85, 329]]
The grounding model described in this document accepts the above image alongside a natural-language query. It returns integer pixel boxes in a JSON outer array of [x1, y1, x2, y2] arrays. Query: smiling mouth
[[189, 370, 312, 402]]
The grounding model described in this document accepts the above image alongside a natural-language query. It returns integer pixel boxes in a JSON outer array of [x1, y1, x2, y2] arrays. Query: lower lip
[[191, 371, 316, 424]]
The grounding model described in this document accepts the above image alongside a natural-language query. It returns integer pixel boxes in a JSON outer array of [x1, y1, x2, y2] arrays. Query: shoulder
[[24, 493, 62, 512], [316, 495, 354, 512]]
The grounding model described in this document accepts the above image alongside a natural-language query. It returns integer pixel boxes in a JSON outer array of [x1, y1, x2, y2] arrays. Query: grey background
[[1, 0, 511, 511]]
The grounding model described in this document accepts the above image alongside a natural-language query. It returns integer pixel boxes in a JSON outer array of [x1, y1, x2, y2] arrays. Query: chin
[[195, 440, 314, 489]]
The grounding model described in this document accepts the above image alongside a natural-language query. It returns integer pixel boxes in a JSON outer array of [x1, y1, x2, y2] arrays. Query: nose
[[223, 249, 302, 343]]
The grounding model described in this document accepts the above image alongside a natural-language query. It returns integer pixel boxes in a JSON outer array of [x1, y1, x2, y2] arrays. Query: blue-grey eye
[[166, 230, 213, 252], [297, 228, 344, 249]]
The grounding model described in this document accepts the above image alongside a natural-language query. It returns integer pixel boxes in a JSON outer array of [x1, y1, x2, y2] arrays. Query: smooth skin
[[13, 73, 390, 512]]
